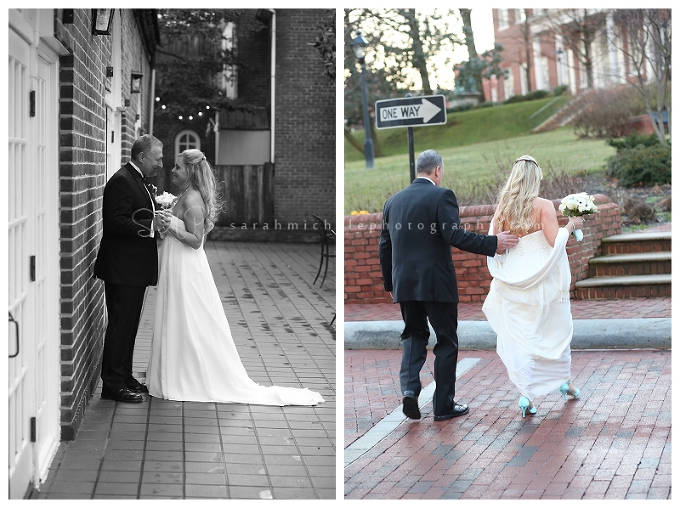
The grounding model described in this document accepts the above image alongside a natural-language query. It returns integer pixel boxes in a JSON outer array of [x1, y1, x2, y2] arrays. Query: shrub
[[606, 132, 660, 152], [623, 197, 656, 222], [524, 89, 549, 101], [572, 86, 647, 138], [503, 89, 549, 104], [657, 196, 671, 212], [553, 84, 569, 96], [605, 144, 671, 187], [446, 103, 474, 114]]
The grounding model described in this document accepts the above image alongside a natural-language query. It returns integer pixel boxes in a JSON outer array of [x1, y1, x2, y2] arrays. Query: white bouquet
[[558, 192, 598, 241], [155, 191, 176, 210]]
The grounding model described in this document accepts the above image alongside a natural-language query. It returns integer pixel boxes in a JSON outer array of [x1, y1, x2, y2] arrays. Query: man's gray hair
[[131, 134, 162, 160], [416, 149, 443, 175]]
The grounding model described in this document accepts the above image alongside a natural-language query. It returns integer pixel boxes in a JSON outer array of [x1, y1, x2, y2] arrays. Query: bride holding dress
[[482, 155, 582, 417], [146, 149, 324, 406]]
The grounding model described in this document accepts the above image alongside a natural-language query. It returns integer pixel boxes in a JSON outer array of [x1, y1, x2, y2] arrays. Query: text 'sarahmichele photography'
[[344, 7, 670, 501]]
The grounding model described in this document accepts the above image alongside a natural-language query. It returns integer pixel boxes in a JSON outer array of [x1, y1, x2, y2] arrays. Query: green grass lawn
[[344, 126, 616, 215], [345, 97, 558, 163]]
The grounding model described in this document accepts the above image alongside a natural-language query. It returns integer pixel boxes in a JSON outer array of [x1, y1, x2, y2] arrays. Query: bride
[[482, 155, 583, 417], [146, 149, 324, 406]]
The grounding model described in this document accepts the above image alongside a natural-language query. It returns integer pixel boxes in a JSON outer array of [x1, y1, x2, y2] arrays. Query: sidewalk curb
[[344, 318, 672, 350]]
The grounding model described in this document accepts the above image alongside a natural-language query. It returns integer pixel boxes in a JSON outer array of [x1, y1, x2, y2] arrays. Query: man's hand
[[495, 230, 519, 253]]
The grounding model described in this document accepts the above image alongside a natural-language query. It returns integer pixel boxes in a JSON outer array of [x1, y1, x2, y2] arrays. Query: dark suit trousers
[[399, 301, 459, 416], [101, 282, 146, 391]]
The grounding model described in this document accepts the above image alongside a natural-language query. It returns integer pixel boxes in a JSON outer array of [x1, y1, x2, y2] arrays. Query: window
[[515, 9, 526, 24], [498, 9, 508, 31], [175, 130, 201, 160]]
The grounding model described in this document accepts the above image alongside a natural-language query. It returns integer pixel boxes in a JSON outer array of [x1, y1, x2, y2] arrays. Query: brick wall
[[344, 195, 621, 305], [56, 9, 109, 440], [56, 9, 154, 440], [273, 9, 335, 228]]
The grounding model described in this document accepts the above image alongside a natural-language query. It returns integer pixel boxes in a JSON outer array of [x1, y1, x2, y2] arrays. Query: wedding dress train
[[147, 215, 325, 406], [482, 227, 573, 401]]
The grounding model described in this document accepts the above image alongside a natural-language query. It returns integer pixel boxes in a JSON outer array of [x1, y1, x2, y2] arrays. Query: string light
[[156, 97, 216, 121]]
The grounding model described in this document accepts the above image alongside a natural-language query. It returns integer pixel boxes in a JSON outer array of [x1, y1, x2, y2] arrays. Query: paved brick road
[[345, 349, 671, 499]]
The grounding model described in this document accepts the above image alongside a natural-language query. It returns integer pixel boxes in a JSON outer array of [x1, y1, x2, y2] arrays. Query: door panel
[[8, 25, 34, 499]]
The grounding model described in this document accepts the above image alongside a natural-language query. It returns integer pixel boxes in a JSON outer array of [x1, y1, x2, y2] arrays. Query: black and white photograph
[[6, 7, 335, 500]]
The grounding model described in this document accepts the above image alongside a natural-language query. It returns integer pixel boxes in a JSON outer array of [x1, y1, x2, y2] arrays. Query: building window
[[175, 130, 201, 159], [515, 9, 526, 24], [498, 9, 509, 31]]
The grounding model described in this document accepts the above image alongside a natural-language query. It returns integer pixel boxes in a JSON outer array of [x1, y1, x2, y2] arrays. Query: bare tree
[[344, 8, 463, 156], [541, 9, 608, 90], [609, 9, 671, 145]]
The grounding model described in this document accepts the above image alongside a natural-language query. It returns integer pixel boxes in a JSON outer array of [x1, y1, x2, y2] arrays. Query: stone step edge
[[575, 274, 672, 288], [601, 231, 671, 243], [589, 251, 672, 265]]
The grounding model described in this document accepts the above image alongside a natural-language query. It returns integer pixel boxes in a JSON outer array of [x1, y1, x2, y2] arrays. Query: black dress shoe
[[102, 387, 143, 403], [433, 403, 469, 421], [402, 390, 421, 419], [126, 381, 149, 394]]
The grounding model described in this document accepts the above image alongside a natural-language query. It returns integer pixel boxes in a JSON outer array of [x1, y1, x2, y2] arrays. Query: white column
[[532, 37, 543, 90], [606, 12, 620, 84]]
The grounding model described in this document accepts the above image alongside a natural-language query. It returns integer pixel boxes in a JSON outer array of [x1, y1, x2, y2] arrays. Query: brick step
[[588, 251, 671, 277], [601, 232, 671, 255], [574, 274, 671, 299]]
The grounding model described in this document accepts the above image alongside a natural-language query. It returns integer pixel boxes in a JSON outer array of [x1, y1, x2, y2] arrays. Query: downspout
[[268, 9, 276, 164], [149, 68, 156, 135]]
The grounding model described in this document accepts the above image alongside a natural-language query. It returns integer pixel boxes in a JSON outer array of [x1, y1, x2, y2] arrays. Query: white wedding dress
[[482, 226, 573, 401], [146, 215, 324, 406]]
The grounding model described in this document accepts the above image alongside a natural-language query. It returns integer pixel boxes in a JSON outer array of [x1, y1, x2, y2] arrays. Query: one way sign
[[374, 95, 447, 129]]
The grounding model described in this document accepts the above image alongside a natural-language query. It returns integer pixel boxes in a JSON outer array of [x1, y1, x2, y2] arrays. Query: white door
[[8, 24, 34, 499], [8, 14, 61, 498]]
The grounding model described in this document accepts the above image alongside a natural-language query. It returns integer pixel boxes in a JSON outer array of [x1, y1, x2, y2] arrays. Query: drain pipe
[[268, 9, 276, 164], [149, 68, 156, 135]]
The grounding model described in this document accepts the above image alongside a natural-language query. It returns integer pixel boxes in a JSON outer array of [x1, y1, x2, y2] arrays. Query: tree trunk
[[370, 120, 383, 157], [460, 8, 484, 102], [405, 9, 432, 95], [344, 125, 365, 154], [524, 19, 532, 92]]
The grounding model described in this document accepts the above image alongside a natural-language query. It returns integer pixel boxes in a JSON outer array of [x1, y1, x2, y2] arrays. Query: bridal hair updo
[[178, 149, 222, 233], [494, 155, 543, 235]]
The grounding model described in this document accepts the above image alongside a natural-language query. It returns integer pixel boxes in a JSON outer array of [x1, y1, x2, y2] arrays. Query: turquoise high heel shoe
[[559, 382, 580, 401], [518, 396, 537, 417]]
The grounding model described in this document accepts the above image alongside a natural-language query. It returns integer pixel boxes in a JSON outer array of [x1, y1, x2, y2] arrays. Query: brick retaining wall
[[344, 194, 621, 304]]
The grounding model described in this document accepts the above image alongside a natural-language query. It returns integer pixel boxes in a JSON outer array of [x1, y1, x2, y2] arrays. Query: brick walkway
[[345, 297, 672, 322], [33, 241, 336, 500], [344, 349, 671, 499]]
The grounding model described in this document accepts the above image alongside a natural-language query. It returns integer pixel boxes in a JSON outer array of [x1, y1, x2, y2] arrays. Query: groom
[[94, 134, 168, 403], [379, 149, 518, 421]]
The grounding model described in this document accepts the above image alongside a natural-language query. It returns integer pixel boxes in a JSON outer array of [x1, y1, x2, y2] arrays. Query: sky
[[348, 7, 496, 92]]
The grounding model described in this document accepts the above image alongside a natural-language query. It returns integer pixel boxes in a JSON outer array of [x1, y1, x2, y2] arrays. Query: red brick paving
[[344, 349, 671, 499], [345, 297, 672, 322]]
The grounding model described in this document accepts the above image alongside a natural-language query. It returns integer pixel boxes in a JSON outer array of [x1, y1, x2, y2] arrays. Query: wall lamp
[[92, 9, 114, 35], [131, 72, 143, 93]]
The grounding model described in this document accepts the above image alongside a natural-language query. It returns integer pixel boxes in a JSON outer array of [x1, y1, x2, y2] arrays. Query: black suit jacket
[[94, 163, 158, 287], [379, 178, 497, 303]]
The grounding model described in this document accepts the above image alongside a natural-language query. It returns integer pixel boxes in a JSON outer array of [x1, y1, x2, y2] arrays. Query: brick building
[[152, 9, 336, 239], [8, 8, 159, 497], [487, 8, 654, 102]]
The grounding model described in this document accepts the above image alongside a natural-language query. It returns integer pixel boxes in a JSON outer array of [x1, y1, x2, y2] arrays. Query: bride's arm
[[166, 192, 205, 250], [539, 200, 560, 247]]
